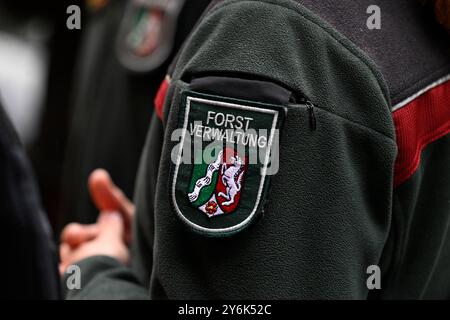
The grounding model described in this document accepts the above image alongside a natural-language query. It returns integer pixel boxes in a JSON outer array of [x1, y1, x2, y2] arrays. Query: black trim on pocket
[[189, 75, 294, 105]]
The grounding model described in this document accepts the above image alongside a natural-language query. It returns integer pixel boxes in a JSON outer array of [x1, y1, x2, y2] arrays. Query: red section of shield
[[215, 147, 248, 214]]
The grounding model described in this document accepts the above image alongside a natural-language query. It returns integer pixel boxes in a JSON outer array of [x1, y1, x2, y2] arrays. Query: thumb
[[88, 169, 120, 211], [97, 211, 124, 240], [88, 169, 135, 222]]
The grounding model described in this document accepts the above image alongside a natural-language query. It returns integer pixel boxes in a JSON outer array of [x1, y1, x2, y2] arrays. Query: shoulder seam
[[202, 0, 394, 141], [392, 73, 450, 112]]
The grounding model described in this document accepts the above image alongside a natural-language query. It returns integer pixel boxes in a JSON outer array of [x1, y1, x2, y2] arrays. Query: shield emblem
[[171, 91, 285, 237], [116, 0, 186, 72], [188, 147, 248, 217]]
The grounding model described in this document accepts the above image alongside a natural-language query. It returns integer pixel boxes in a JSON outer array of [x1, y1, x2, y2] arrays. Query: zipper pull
[[306, 100, 317, 131]]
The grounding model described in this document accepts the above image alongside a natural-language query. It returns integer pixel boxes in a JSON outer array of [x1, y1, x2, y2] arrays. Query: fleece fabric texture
[[379, 136, 450, 299], [67, 0, 400, 299], [206, 0, 450, 106], [294, 0, 450, 106]]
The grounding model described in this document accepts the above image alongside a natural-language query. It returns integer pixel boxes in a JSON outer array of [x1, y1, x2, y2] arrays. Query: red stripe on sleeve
[[393, 79, 450, 187], [154, 76, 170, 121]]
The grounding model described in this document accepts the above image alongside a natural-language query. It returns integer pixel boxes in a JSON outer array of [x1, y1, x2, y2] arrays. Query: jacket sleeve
[[146, 0, 398, 299], [63, 256, 149, 300], [66, 0, 398, 299]]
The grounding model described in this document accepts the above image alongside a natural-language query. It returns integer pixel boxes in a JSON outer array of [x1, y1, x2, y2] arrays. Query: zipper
[[299, 97, 317, 131], [186, 72, 318, 131], [306, 100, 317, 131]]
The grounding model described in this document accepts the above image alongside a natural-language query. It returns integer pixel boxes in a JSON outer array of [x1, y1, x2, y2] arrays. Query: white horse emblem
[[187, 149, 246, 216], [217, 155, 245, 206]]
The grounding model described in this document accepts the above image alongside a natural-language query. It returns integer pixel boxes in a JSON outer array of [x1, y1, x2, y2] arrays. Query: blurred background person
[[0, 2, 49, 146], [0, 0, 84, 230], [1, 0, 211, 232], [0, 0, 213, 298], [0, 100, 60, 300], [0, 0, 82, 299], [60, 0, 211, 228]]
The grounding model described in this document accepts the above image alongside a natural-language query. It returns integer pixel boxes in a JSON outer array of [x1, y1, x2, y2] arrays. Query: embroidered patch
[[116, 0, 185, 72], [171, 91, 285, 237]]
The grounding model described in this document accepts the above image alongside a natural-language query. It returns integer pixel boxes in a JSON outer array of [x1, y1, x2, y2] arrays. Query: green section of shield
[[172, 91, 285, 237], [188, 146, 219, 208], [128, 9, 148, 49]]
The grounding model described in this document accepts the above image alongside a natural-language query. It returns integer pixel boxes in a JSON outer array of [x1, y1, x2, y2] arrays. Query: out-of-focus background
[[0, 0, 212, 299], [0, 0, 211, 233], [0, 0, 84, 229]]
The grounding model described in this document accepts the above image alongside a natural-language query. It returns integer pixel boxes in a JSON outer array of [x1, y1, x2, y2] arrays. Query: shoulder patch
[[170, 91, 285, 237]]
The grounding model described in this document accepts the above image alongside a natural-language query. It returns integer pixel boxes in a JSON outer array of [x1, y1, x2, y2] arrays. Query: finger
[[59, 242, 71, 262], [110, 186, 135, 223], [98, 211, 124, 240], [61, 223, 99, 244], [88, 169, 135, 224], [109, 187, 134, 244], [88, 169, 118, 211], [59, 263, 67, 276], [61, 223, 99, 247]]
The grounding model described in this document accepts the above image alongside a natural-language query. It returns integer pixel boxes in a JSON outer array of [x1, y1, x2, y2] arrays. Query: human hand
[[59, 211, 129, 275], [87, 169, 135, 244], [59, 169, 135, 275]]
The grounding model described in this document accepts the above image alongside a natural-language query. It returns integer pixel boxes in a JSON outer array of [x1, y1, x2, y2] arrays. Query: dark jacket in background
[[0, 102, 60, 299], [61, 0, 211, 226]]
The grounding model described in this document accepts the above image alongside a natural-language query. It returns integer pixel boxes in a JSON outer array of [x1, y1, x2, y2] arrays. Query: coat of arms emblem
[[171, 91, 284, 236], [188, 148, 248, 217]]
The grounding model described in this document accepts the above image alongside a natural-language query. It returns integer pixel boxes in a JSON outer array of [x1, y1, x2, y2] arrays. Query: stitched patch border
[[171, 91, 284, 237]]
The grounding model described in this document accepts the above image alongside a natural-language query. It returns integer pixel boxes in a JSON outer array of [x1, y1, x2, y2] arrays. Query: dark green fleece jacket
[[66, 0, 450, 299]]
